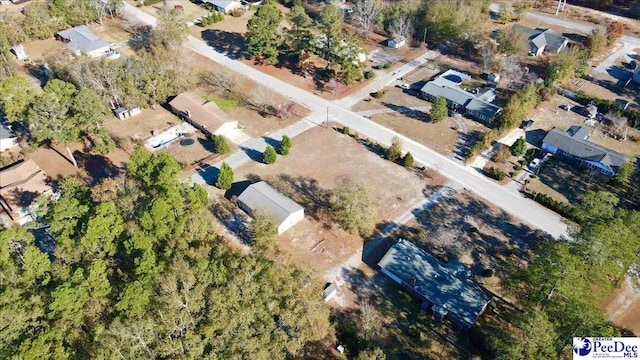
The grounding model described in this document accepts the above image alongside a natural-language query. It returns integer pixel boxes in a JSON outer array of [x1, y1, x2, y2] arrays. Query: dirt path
[[603, 272, 640, 335]]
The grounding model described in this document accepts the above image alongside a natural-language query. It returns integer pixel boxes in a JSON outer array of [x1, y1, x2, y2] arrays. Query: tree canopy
[[245, 3, 283, 64], [0, 148, 334, 358]]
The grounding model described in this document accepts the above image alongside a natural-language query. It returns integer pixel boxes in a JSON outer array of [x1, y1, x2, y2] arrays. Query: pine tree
[[430, 96, 448, 123], [402, 152, 414, 167], [215, 162, 234, 190], [263, 145, 277, 164], [212, 135, 231, 154], [280, 135, 292, 155]]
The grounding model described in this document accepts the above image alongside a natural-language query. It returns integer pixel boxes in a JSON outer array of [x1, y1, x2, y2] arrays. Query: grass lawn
[[207, 95, 242, 112]]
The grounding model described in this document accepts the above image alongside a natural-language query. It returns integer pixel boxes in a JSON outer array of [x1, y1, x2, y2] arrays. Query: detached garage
[[237, 181, 304, 235]]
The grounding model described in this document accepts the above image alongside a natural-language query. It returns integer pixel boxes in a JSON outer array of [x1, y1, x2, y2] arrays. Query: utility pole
[[423, 28, 427, 46]]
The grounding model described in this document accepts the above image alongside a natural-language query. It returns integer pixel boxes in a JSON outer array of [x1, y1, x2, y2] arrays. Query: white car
[[529, 158, 541, 171], [397, 83, 411, 90]]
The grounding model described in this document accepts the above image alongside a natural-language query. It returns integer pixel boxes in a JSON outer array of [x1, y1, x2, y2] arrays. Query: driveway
[[124, 3, 570, 239]]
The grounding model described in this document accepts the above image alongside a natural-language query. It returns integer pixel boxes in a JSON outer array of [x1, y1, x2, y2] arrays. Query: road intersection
[[124, 3, 570, 239]]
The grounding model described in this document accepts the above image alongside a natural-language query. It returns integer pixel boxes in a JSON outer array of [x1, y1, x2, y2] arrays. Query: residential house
[[541, 126, 627, 176], [168, 92, 238, 138], [0, 159, 53, 225], [511, 24, 569, 56], [378, 239, 492, 329], [203, 0, 244, 14], [56, 25, 111, 58], [237, 181, 304, 235], [1, 122, 19, 152], [387, 36, 406, 49], [10, 44, 27, 61], [420, 69, 502, 123]]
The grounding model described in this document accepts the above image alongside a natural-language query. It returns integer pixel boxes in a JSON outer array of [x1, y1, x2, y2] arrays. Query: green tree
[[545, 47, 589, 85], [613, 162, 634, 184], [0, 76, 36, 122], [262, 145, 277, 164], [510, 137, 527, 156], [586, 28, 607, 56], [402, 152, 414, 167], [572, 191, 619, 223], [430, 95, 448, 123], [357, 347, 387, 360], [245, 3, 283, 64], [317, 4, 343, 65], [212, 134, 231, 154], [489, 310, 558, 360], [149, 8, 188, 52], [286, 4, 313, 57], [340, 58, 363, 85], [279, 135, 292, 155], [386, 136, 402, 162], [330, 180, 378, 237], [499, 84, 541, 129], [215, 162, 234, 190], [250, 210, 278, 252]]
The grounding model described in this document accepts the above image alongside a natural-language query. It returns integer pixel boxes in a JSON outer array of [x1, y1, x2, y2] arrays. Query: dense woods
[[0, 148, 333, 358]]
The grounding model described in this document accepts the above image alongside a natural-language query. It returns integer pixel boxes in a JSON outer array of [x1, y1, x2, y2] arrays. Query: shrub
[[212, 135, 231, 154], [342, 126, 350, 135], [486, 166, 506, 181], [200, 11, 224, 26], [528, 191, 574, 219], [363, 70, 375, 79], [492, 144, 511, 163], [383, 63, 391, 69], [279, 135, 292, 155], [510, 137, 527, 156], [215, 162, 234, 190], [262, 145, 277, 164], [613, 162, 634, 184], [372, 90, 385, 99], [430, 96, 448, 123], [402, 152, 414, 168], [513, 164, 522, 171], [372, 64, 383, 70], [387, 137, 403, 162], [229, 8, 243, 17], [482, 268, 494, 277]]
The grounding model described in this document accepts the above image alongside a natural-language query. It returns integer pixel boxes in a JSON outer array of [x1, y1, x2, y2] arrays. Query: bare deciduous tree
[[499, 55, 524, 81], [245, 87, 272, 113], [200, 70, 240, 94], [352, 0, 383, 39], [389, 13, 414, 43]]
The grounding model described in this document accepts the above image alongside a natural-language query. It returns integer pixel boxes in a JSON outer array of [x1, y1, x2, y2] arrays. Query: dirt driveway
[[603, 273, 640, 335]]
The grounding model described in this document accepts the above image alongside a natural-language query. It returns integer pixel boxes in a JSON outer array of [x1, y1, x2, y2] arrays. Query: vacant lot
[[89, 17, 132, 42], [231, 127, 430, 273], [134, 0, 209, 21]]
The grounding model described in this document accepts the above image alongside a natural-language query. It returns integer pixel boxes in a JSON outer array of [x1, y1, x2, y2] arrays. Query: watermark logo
[[574, 338, 592, 356], [573, 337, 639, 359]]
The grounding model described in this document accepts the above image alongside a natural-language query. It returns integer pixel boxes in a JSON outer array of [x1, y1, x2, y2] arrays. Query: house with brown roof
[[0, 159, 53, 225], [168, 92, 239, 138]]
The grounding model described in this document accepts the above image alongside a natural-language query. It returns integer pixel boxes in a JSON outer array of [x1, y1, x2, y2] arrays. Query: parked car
[[520, 119, 534, 129], [528, 158, 541, 171], [397, 83, 411, 90]]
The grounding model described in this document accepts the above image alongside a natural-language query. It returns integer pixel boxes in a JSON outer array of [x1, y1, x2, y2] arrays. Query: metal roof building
[[56, 25, 110, 58], [237, 181, 304, 235], [378, 239, 491, 329]]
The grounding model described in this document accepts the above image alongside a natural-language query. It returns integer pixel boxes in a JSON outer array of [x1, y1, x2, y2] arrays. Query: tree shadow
[[209, 199, 252, 245], [7, 188, 40, 208], [265, 174, 332, 221], [261, 136, 281, 149], [72, 151, 122, 185], [454, 129, 483, 161], [380, 102, 431, 122], [238, 145, 263, 162], [562, 33, 588, 43], [201, 29, 248, 61], [524, 129, 547, 146], [196, 137, 217, 153]]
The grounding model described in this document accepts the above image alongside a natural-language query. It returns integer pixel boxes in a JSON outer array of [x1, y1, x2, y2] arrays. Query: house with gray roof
[[203, 0, 244, 14], [237, 181, 304, 234], [420, 70, 502, 123], [541, 126, 627, 176], [511, 24, 569, 56], [56, 25, 110, 58], [378, 239, 491, 329]]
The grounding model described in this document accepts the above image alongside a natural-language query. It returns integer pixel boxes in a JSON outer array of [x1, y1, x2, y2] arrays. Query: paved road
[[124, 3, 570, 239]]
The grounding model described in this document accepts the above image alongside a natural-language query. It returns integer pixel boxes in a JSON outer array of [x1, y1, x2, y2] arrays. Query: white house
[[237, 181, 305, 235], [56, 25, 111, 58], [169, 92, 239, 138], [387, 36, 406, 49], [0, 122, 19, 152], [203, 0, 244, 14]]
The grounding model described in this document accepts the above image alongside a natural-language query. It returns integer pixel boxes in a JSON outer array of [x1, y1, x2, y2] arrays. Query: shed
[[237, 181, 304, 234], [114, 106, 141, 120], [323, 283, 338, 302], [0, 122, 19, 152], [10, 44, 27, 61], [388, 36, 406, 49]]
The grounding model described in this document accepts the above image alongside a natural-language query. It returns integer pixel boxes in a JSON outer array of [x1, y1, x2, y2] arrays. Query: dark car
[[520, 119, 534, 129]]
